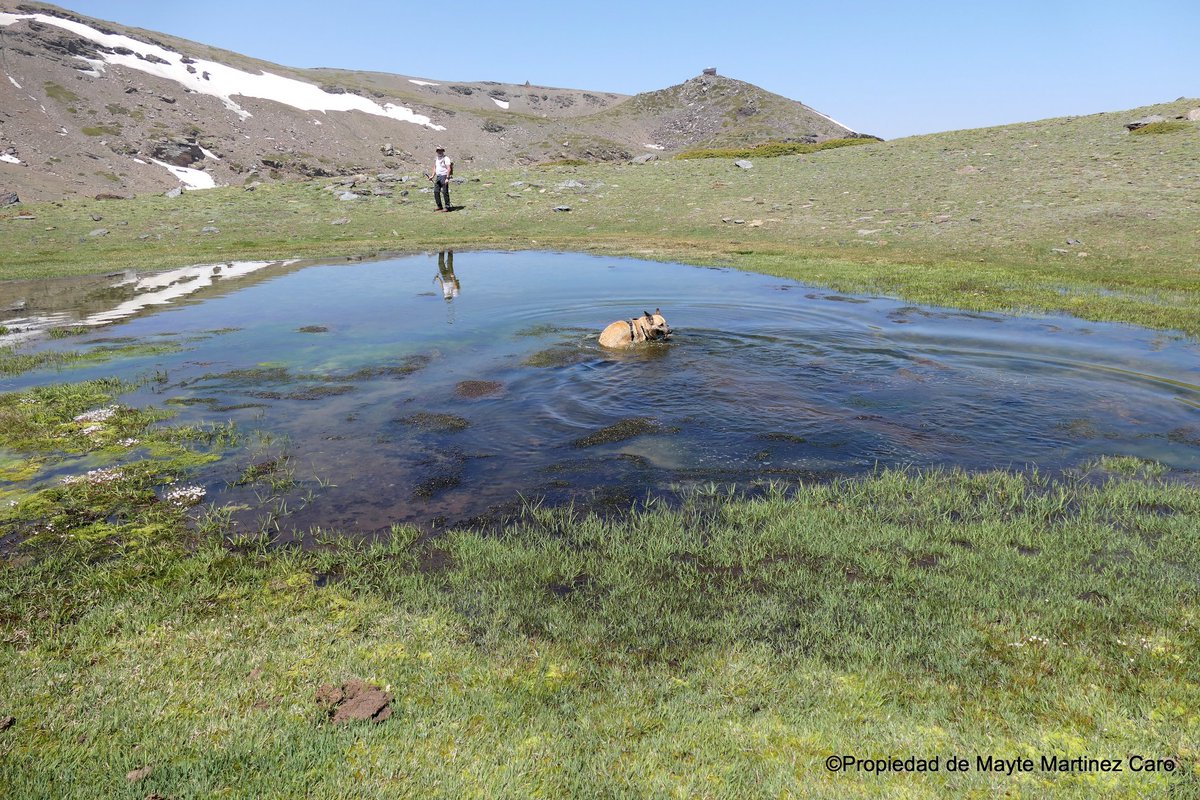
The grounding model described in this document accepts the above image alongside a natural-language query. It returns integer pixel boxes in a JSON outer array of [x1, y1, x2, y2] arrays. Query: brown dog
[[598, 309, 671, 348]]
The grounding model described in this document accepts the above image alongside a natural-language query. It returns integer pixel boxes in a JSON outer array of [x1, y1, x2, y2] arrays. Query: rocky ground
[[0, 1, 860, 202]]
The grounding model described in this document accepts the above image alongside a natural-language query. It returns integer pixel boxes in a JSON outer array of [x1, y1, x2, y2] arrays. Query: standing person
[[429, 145, 453, 211]]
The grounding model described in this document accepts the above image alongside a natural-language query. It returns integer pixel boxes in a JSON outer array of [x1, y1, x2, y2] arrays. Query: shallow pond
[[4, 251, 1199, 535]]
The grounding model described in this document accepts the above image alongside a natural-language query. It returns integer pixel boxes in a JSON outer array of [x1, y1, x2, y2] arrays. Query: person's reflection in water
[[434, 250, 460, 323]]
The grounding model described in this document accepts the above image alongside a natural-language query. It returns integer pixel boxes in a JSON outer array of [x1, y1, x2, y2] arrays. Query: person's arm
[[447, 158, 453, 178]]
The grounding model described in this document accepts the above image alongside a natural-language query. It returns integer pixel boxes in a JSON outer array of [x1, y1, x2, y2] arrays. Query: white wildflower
[[118, 438, 140, 447], [62, 467, 125, 486], [164, 485, 206, 507], [73, 406, 120, 423]]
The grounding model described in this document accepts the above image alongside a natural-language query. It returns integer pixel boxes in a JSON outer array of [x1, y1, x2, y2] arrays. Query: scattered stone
[[0, 192, 19, 207], [553, 205, 572, 212], [631, 154, 657, 164], [13, 214, 36, 221], [1066, 238, 1081, 245], [201, 226, 220, 234], [747, 219, 763, 228], [956, 165, 980, 174], [316, 679, 393, 725], [557, 179, 585, 189], [0, 716, 14, 732], [1189, 109, 1200, 121], [165, 187, 183, 198], [1051, 248, 1069, 255], [1125, 114, 1165, 131], [90, 213, 103, 221], [733, 219, 745, 225], [734, 160, 753, 170], [88, 228, 109, 237], [126, 765, 153, 783], [338, 191, 359, 201], [95, 193, 125, 201], [330, 217, 350, 225], [159, 95, 176, 104]]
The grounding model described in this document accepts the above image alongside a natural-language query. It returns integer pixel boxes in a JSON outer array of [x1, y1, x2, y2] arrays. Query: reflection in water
[[4, 251, 1199, 537], [434, 250, 460, 324]]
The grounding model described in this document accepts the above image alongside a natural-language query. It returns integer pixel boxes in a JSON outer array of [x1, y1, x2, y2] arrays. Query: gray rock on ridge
[[1125, 115, 1166, 131]]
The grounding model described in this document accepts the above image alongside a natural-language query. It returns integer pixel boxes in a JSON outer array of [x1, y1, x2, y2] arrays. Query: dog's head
[[639, 308, 671, 340]]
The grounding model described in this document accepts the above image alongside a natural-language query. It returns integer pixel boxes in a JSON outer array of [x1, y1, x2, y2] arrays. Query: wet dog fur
[[598, 309, 672, 348]]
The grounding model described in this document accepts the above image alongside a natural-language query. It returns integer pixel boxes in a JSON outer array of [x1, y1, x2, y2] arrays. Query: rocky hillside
[[0, 2, 862, 201]]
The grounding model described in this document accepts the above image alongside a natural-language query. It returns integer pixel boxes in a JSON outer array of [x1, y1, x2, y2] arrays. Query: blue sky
[[52, 1, 1198, 139]]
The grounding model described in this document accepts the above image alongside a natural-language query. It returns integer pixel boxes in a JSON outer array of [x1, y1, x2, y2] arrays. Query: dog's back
[[598, 309, 671, 348]]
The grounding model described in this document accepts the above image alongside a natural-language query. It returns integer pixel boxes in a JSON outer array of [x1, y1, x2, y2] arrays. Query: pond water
[[5, 251, 1199, 536]]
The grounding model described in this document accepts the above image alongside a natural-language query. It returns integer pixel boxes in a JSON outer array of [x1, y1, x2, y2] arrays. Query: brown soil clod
[[316, 679, 393, 724], [0, 715, 14, 732], [125, 765, 153, 783]]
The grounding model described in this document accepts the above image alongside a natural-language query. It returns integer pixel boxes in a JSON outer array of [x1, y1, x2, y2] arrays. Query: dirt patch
[[1077, 590, 1109, 606], [125, 765, 153, 783], [455, 380, 504, 398], [572, 417, 678, 448], [315, 679, 393, 724]]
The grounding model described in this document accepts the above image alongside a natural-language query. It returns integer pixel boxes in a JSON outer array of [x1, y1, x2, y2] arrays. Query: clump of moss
[[1130, 120, 1192, 136], [523, 346, 587, 368], [676, 137, 876, 160], [455, 380, 504, 398]]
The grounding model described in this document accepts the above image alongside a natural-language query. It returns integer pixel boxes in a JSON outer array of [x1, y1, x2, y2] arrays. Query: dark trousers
[[434, 175, 451, 209]]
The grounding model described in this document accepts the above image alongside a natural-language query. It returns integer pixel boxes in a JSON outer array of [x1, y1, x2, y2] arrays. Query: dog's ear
[[643, 310, 653, 319], [654, 308, 661, 316]]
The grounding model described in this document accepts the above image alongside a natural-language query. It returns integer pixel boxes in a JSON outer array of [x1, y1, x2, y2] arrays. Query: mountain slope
[[0, 2, 861, 201]]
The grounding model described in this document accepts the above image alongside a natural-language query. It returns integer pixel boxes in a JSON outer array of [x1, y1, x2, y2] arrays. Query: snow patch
[[643, 144, 665, 150], [199, 146, 222, 161], [0, 260, 298, 345], [0, 13, 446, 131], [0, 154, 21, 164], [7, 75, 21, 89], [492, 98, 510, 109], [150, 158, 217, 189], [409, 79, 439, 86]]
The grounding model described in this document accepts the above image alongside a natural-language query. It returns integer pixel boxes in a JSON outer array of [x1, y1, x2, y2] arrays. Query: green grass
[[1, 460, 1197, 798]]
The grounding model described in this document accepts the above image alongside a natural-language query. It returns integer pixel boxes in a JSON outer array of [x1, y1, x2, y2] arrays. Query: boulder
[[1125, 115, 1166, 131], [631, 154, 657, 164], [1188, 108, 1200, 121], [734, 160, 753, 170], [165, 187, 183, 198], [0, 192, 19, 207], [152, 141, 204, 167]]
